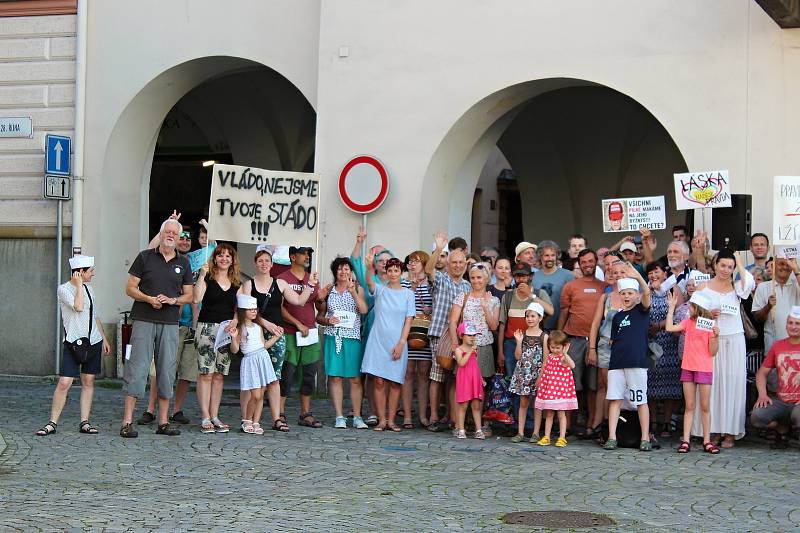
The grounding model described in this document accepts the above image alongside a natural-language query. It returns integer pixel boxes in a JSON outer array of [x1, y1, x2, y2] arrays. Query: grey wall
[[0, 238, 71, 375], [497, 87, 689, 251]]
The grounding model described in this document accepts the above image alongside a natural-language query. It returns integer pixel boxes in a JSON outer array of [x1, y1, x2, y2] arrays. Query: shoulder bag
[[435, 292, 466, 371], [65, 286, 94, 364]]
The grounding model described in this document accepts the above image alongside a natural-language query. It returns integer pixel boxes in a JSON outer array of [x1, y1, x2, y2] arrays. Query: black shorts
[[61, 341, 102, 378]]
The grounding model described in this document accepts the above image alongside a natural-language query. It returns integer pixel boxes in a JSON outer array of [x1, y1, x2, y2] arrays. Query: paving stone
[[0, 381, 798, 532]]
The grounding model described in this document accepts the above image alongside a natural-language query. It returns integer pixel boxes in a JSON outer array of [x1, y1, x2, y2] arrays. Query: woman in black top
[[193, 243, 241, 433], [238, 246, 316, 428]]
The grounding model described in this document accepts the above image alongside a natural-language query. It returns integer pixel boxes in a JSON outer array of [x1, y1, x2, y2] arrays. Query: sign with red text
[[773, 176, 800, 245], [673, 170, 732, 210], [601, 196, 666, 232], [208, 164, 320, 245]]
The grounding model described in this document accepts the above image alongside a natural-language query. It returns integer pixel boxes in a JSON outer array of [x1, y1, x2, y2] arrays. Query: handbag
[[65, 285, 94, 364], [434, 293, 466, 371], [740, 304, 758, 340]]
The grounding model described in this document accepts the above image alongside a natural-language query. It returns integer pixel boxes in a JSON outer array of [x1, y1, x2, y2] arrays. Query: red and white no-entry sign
[[338, 155, 389, 214]]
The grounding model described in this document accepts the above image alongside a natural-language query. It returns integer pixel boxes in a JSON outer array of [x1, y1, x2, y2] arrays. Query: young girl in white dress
[[230, 295, 288, 434]]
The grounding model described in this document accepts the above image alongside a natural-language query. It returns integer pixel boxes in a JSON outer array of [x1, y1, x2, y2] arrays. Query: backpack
[[601, 410, 641, 448]]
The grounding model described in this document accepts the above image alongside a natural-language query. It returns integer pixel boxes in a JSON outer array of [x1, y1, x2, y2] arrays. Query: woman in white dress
[[692, 249, 754, 448]]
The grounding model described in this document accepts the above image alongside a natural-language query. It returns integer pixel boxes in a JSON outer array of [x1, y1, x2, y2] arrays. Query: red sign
[[338, 155, 389, 214]]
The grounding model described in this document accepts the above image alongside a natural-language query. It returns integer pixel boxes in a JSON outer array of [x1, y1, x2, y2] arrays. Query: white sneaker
[[352, 416, 368, 429], [456, 429, 467, 439], [335, 416, 347, 429]]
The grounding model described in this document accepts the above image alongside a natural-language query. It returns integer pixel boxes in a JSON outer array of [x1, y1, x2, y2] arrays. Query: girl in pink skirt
[[454, 322, 486, 439]]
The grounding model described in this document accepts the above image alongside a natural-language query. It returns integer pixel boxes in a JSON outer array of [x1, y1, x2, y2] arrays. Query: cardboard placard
[[208, 164, 320, 246]]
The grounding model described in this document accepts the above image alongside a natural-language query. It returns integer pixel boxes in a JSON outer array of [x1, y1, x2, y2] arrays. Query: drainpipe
[[71, 0, 87, 252]]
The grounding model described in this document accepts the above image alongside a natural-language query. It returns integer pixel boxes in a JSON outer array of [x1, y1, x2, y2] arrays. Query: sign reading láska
[[601, 196, 666, 232], [208, 164, 320, 245], [773, 176, 800, 245], [673, 170, 732, 210]]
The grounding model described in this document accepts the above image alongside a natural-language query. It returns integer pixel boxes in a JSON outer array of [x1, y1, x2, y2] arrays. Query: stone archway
[[420, 78, 690, 251]]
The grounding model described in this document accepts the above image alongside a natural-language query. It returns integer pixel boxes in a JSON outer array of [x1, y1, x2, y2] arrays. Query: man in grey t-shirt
[[533, 240, 575, 330]]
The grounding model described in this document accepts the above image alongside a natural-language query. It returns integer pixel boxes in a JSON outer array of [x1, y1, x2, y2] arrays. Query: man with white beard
[[660, 240, 701, 296]]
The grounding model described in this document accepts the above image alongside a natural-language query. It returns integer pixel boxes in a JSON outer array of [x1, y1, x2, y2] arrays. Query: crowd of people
[[36, 217, 800, 452]]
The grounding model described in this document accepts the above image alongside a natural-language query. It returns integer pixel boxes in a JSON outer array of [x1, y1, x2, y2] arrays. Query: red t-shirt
[[276, 270, 318, 334], [762, 338, 800, 404], [680, 319, 714, 373]]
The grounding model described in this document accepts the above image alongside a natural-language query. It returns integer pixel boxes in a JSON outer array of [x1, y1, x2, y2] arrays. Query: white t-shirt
[[752, 276, 800, 353], [57, 282, 103, 344]]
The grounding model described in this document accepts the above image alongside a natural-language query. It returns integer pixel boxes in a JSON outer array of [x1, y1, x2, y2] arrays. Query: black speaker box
[[711, 194, 752, 250]]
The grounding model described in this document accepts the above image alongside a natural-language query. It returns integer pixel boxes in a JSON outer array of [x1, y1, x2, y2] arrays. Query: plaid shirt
[[428, 270, 471, 337]]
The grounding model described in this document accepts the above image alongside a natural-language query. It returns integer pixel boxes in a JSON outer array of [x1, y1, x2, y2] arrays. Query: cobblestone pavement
[[0, 380, 798, 532]]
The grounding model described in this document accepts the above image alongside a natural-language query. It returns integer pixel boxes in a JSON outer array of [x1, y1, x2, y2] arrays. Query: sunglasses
[[179, 232, 192, 239], [469, 263, 488, 271], [480, 255, 498, 262]]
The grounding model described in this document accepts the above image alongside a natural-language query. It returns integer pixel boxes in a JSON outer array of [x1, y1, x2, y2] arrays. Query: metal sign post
[[55, 200, 63, 375], [44, 133, 72, 375]]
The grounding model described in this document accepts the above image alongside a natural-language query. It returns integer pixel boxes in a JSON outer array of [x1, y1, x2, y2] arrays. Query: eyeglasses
[[179, 232, 192, 239], [406, 258, 421, 265]]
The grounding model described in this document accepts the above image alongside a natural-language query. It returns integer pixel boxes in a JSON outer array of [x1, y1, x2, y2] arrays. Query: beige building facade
[[1, 0, 799, 375]]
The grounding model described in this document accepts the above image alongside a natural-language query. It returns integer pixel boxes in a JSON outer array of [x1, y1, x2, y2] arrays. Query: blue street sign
[[45, 134, 71, 177]]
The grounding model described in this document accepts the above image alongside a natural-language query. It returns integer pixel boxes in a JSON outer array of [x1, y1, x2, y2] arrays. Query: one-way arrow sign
[[45, 134, 71, 176]]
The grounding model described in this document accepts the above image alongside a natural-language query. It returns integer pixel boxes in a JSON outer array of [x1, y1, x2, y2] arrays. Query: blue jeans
[[503, 338, 535, 432]]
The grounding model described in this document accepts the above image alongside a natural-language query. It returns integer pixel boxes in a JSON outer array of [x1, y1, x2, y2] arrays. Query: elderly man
[[751, 308, 800, 448], [120, 219, 193, 438], [641, 228, 700, 296], [533, 240, 574, 330], [137, 224, 199, 426], [752, 258, 800, 353], [426, 230, 471, 432], [746, 233, 771, 272]]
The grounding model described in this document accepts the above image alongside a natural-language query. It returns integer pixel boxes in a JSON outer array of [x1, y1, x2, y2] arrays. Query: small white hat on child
[[69, 255, 94, 269], [526, 302, 544, 317], [617, 278, 639, 292], [689, 292, 713, 310], [237, 295, 258, 309], [790, 306, 800, 320]]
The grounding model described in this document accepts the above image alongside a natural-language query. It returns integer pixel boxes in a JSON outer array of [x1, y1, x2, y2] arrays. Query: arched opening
[[421, 79, 689, 257], [148, 66, 316, 252], [97, 57, 316, 312]]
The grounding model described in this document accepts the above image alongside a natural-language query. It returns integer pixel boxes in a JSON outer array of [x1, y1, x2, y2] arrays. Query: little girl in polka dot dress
[[533, 330, 577, 447]]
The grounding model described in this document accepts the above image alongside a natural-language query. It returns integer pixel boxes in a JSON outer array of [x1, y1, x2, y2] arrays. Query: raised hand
[[169, 209, 182, 221], [356, 225, 367, 244], [72, 271, 83, 286], [434, 230, 448, 250], [667, 290, 678, 309], [513, 329, 524, 343], [308, 272, 319, 287]]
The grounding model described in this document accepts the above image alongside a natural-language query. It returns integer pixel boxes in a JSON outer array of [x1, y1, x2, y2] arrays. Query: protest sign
[[773, 176, 800, 245], [673, 170, 732, 210], [601, 196, 666, 232], [776, 245, 799, 260], [696, 317, 715, 332], [208, 164, 320, 246]]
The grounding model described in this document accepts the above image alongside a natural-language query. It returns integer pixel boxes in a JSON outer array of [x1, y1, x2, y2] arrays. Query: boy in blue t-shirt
[[604, 264, 652, 451]]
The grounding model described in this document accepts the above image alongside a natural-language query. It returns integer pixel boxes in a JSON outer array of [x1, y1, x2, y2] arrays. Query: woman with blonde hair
[[194, 243, 241, 434]]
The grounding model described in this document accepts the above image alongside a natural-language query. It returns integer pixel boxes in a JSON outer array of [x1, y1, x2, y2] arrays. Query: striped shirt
[[428, 270, 471, 338]]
